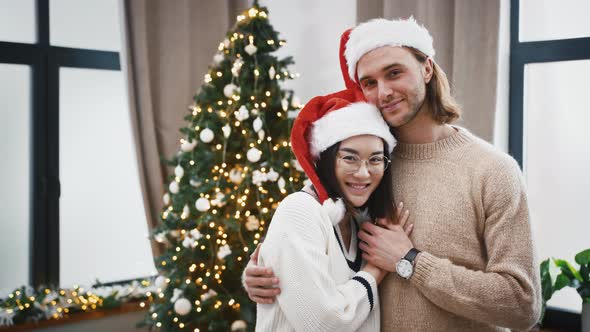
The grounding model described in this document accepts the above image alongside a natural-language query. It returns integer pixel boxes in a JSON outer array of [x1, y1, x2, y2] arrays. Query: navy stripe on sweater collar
[[333, 222, 362, 272]]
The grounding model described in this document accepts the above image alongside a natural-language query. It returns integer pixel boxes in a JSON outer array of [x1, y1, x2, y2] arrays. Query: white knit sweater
[[255, 191, 380, 332]]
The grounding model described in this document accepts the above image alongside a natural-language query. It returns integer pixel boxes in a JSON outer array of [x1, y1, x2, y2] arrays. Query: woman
[[254, 89, 412, 331]]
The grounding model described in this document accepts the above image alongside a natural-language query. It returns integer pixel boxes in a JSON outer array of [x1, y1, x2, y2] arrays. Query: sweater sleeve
[[409, 156, 542, 331], [259, 194, 378, 332]]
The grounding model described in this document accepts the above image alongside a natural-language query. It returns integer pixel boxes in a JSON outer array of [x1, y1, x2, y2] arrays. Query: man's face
[[356, 46, 432, 128]]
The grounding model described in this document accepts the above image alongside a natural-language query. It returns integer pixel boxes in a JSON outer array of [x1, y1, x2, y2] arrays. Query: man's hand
[[358, 202, 414, 272], [243, 243, 281, 304]]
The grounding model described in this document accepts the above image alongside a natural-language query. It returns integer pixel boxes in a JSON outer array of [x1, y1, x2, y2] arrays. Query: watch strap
[[403, 248, 420, 263]]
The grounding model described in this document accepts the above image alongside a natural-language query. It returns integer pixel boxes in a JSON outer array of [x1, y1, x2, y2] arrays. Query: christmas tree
[[139, 2, 306, 331]]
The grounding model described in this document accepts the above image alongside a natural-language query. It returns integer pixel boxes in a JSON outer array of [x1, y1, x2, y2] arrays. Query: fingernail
[[272, 278, 279, 283], [398, 202, 403, 208], [405, 210, 410, 215]]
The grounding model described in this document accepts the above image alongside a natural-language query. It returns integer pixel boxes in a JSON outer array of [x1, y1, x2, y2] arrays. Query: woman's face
[[335, 135, 386, 207]]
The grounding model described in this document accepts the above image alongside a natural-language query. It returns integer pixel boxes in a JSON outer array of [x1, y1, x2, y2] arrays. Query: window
[[510, 0, 590, 318], [0, 0, 154, 291]]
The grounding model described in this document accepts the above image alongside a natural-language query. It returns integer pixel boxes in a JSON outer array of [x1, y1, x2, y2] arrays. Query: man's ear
[[423, 58, 434, 84]]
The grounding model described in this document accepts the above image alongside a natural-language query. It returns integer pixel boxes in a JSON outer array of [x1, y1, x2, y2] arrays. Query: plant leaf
[[553, 258, 583, 282], [575, 249, 590, 266], [540, 259, 555, 302], [555, 273, 572, 291]]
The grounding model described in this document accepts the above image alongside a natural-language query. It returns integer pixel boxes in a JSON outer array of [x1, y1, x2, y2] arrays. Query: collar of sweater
[[393, 126, 475, 160]]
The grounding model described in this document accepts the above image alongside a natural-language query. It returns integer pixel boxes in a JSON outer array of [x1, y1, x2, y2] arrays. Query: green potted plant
[[540, 249, 590, 331]]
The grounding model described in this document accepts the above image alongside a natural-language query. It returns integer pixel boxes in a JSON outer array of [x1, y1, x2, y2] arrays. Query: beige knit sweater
[[380, 127, 541, 331]]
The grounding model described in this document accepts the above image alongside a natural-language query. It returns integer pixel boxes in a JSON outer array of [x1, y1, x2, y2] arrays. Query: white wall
[[261, 0, 356, 103]]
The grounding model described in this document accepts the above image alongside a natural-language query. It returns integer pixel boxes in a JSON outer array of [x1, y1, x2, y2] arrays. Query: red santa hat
[[340, 17, 435, 84], [290, 89, 396, 203]]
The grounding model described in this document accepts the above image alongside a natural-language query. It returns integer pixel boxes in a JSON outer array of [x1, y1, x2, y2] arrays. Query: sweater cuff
[[410, 252, 439, 287], [352, 271, 378, 311]]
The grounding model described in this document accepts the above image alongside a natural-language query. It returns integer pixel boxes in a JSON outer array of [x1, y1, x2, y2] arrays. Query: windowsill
[[0, 301, 148, 331]]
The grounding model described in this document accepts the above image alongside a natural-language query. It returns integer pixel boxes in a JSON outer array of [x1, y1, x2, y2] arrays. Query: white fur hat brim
[[345, 17, 435, 83], [310, 102, 396, 158]]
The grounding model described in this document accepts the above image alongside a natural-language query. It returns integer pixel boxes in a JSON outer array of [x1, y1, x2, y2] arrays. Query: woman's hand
[[358, 202, 414, 272], [362, 262, 388, 284], [378, 201, 413, 235]]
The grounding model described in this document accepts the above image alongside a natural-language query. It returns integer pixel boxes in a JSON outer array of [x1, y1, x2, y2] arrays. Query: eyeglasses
[[337, 153, 391, 174]]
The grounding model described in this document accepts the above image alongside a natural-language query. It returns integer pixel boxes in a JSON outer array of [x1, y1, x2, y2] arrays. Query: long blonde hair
[[407, 47, 462, 124]]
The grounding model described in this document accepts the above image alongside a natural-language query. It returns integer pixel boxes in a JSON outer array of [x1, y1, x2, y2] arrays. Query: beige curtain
[[357, 0, 501, 143], [123, 0, 250, 257]]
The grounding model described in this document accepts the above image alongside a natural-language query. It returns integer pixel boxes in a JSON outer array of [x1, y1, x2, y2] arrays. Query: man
[[243, 17, 541, 331]]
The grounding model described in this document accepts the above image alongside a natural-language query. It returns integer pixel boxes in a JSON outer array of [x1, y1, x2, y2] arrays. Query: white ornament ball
[[213, 53, 224, 65], [190, 228, 203, 240], [258, 130, 265, 140], [217, 244, 232, 260], [246, 215, 260, 231], [268, 66, 276, 80], [267, 168, 279, 182], [195, 197, 211, 212], [245, 43, 257, 55], [247, 147, 262, 163], [169, 181, 179, 194], [223, 83, 238, 98], [214, 192, 226, 206], [163, 193, 171, 205], [291, 96, 301, 108], [180, 139, 197, 152], [251, 170, 265, 186], [223, 38, 230, 48], [181, 204, 190, 218], [229, 169, 243, 184], [236, 105, 249, 121], [231, 320, 247, 331], [174, 165, 184, 178], [281, 98, 289, 111], [154, 232, 167, 243], [253, 117, 263, 132], [189, 179, 201, 187], [155, 276, 168, 290], [174, 298, 192, 316], [231, 58, 244, 77], [182, 235, 193, 248], [222, 124, 231, 138], [200, 128, 214, 143], [278, 177, 286, 191]]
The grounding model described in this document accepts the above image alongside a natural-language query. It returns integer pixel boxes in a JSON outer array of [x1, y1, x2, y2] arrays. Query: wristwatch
[[396, 248, 421, 279]]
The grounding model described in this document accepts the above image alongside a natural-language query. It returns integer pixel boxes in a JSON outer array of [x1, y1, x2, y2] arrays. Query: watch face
[[396, 259, 413, 279]]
